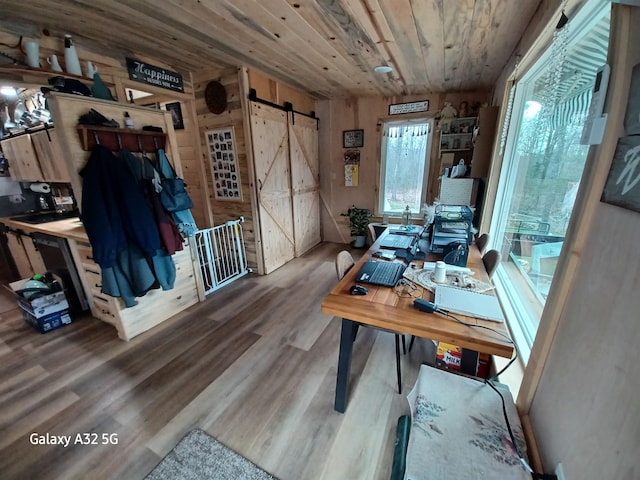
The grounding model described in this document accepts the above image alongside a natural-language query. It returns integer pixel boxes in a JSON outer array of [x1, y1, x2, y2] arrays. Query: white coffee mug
[[47, 54, 63, 72], [85, 61, 98, 78], [24, 40, 40, 68]]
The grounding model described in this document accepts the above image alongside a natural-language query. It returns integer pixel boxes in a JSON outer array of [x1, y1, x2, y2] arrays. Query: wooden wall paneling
[[288, 112, 320, 257], [1, 134, 43, 181], [193, 67, 258, 271], [240, 0, 368, 95], [318, 92, 490, 244], [247, 69, 318, 115], [45, 93, 182, 207], [404, 0, 446, 92], [442, 0, 475, 92], [315, 99, 346, 244], [368, 1, 428, 90], [249, 103, 294, 274], [163, 0, 336, 95], [239, 68, 265, 275], [470, 106, 500, 178], [30, 128, 70, 183], [5, 231, 36, 279]]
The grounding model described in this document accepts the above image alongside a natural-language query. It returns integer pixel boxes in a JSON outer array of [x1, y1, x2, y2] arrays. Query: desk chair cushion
[[336, 250, 355, 280], [475, 233, 490, 255], [404, 365, 529, 479], [482, 249, 501, 278]]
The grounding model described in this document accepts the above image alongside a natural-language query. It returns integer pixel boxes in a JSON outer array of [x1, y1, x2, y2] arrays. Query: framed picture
[[165, 102, 184, 130], [206, 127, 242, 201], [343, 129, 364, 148]]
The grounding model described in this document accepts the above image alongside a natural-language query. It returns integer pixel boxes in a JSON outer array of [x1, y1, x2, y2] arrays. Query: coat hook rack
[[77, 125, 167, 152]]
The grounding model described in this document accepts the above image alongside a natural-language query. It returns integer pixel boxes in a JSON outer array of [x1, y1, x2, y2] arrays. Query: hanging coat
[[156, 148, 198, 237]]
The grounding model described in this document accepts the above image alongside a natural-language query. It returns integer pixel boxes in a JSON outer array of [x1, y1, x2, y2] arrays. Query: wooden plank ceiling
[[0, 0, 541, 98]]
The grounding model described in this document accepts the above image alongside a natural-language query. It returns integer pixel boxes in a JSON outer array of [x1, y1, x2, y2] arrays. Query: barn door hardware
[[248, 89, 319, 129]]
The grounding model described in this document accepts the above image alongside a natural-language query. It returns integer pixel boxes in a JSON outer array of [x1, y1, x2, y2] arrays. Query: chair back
[[336, 250, 355, 280], [368, 223, 378, 244], [475, 233, 489, 255], [482, 249, 501, 278]]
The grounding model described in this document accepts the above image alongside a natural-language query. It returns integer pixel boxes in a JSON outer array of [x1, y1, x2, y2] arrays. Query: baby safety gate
[[194, 217, 251, 295]]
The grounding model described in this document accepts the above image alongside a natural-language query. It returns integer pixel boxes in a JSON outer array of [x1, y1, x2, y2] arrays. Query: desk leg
[[334, 318, 357, 413]]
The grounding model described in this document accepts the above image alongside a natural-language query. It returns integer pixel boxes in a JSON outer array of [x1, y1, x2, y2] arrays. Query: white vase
[[24, 40, 40, 68], [64, 34, 82, 76]]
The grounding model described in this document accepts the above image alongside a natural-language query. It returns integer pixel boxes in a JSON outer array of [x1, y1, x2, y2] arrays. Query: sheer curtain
[[380, 122, 430, 213]]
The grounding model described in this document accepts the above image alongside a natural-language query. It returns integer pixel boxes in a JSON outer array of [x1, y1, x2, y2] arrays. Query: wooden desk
[[321, 231, 514, 413]]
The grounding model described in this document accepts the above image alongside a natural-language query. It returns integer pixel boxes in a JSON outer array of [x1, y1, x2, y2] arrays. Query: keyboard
[[379, 234, 415, 249]]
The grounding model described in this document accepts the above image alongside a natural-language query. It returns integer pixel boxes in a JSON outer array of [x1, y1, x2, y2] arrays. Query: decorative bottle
[[402, 205, 411, 226], [64, 34, 82, 76], [124, 112, 134, 129]]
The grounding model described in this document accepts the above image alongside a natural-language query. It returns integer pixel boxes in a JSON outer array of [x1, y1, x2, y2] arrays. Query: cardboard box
[[10, 278, 72, 333], [436, 342, 462, 371], [22, 308, 72, 334], [436, 341, 491, 378]]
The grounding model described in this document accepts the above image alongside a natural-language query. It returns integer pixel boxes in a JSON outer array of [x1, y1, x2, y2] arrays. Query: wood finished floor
[[0, 242, 436, 480]]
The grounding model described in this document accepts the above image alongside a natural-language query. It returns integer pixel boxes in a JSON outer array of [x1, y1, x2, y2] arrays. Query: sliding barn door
[[250, 103, 295, 274], [288, 113, 320, 256]]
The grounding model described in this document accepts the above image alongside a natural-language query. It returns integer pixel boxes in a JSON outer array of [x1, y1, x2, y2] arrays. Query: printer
[[430, 205, 473, 256]]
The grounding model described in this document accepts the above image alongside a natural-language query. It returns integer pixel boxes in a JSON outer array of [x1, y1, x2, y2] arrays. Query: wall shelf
[[77, 125, 166, 152], [0, 65, 115, 87]]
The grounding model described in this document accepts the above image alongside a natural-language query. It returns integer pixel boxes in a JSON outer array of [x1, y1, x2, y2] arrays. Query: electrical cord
[[441, 310, 534, 473]]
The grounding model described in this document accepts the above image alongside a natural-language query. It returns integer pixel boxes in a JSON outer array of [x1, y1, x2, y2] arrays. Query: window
[[489, 0, 611, 360], [378, 119, 434, 216]]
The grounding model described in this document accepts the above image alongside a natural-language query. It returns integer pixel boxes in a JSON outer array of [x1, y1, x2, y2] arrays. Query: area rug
[[145, 429, 278, 480]]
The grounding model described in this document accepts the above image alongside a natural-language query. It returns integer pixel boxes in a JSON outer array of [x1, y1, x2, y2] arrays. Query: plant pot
[[353, 235, 367, 248]]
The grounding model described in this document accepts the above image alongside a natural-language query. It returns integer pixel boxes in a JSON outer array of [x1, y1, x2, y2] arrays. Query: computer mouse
[[350, 285, 368, 295]]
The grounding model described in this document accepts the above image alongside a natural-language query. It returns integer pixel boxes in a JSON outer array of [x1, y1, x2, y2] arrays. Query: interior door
[[288, 113, 320, 256], [250, 103, 295, 273]]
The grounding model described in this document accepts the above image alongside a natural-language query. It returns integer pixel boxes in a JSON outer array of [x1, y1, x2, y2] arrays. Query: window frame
[[487, 0, 611, 363]]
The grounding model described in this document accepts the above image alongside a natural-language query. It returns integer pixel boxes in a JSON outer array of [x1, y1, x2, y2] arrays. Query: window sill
[[492, 353, 525, 399]]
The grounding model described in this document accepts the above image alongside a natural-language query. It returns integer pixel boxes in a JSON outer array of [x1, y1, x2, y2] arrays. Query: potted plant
[[341, 205, 372, 248]]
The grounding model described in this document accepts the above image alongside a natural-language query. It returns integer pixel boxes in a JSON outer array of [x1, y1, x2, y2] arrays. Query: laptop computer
[[379, 234, 415, 250], [355, 260, 407, 287]]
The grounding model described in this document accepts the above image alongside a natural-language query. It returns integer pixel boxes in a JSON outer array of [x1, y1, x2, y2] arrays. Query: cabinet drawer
[[90, 294, 118, 326], [75, 242, 97, 268], [83, 265, 103, 297]]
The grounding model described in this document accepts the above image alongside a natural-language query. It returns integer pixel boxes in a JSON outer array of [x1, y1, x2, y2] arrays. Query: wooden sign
[[601, 135, 640, 213], [389, 100, 429, 115], [126, 58, 184, 93]]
